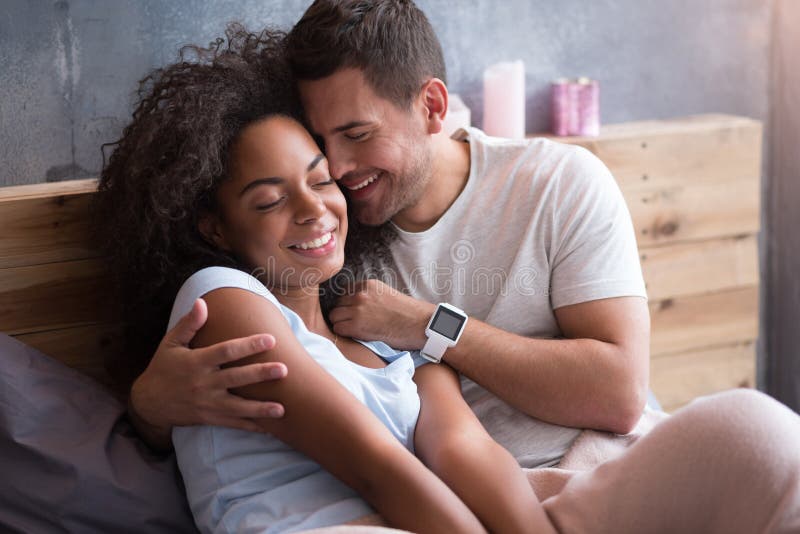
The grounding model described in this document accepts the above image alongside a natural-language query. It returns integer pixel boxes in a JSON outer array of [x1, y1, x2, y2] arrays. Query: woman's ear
[[419, 78, 448, 135], [198, 212, 230, 251]]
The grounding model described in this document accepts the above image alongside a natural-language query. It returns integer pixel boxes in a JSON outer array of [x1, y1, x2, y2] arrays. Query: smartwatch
[[421, 303, 469, 363]]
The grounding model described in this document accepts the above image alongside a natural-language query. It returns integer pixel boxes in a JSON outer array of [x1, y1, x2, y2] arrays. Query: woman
[[95, 25, 553, 534]]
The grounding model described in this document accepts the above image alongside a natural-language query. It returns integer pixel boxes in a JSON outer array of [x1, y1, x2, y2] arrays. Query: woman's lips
[[288, 231, 337, 258]]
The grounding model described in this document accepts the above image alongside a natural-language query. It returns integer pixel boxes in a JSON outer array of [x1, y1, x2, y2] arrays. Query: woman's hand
[[128, 298, 288, 450], [329, 279, 436, 349]]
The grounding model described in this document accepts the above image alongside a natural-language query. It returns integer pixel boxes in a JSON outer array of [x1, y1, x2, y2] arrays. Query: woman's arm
[[413, 364, 557, 534], [194, 288, 485, 534], [128, 298, 288, 451]]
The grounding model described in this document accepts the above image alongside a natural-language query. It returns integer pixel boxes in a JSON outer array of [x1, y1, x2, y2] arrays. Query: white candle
[[442, 93, 471, 136], [482, 60, 525, 139]]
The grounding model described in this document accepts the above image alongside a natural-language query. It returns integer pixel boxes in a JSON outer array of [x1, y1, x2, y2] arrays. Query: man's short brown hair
[[286, 0, 446, 108]]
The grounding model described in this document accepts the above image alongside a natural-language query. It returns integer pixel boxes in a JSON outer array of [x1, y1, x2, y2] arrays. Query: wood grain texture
[[0, 192, 100, 269], [0, 178, 97, 200], [0, 258, 117, 335], [650, 342, 756, 412], [0, 178, 101, 269], [640, 235, 759, 301], [649, 286, 759, 357], [624, 177, 760, 247], [545, 114, 763, 191]]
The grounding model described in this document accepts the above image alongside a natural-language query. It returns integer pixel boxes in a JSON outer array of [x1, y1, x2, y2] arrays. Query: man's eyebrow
[[239, 177, 284, 197], [332, 121, 371, 133], [307, 153, 324, 172]]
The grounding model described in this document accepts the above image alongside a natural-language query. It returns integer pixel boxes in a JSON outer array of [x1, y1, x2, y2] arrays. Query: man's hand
[[128, 298, 288, 450], [328, 279, 436, 350]]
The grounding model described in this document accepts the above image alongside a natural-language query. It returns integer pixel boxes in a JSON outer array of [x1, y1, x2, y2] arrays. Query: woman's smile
[[286, 229, 338, 257]]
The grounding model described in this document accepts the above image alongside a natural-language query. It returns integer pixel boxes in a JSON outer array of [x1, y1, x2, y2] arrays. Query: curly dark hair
[[93, 24, 303, 383]]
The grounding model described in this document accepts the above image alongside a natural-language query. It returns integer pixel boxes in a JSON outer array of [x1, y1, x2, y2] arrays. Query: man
[[129, 0, 649, 467]]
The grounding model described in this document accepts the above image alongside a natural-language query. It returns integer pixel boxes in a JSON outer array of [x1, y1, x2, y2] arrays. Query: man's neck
[[392, 135, 471, 233]]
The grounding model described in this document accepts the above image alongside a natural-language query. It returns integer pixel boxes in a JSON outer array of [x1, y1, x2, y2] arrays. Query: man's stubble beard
[[354, 142, 434, 227]]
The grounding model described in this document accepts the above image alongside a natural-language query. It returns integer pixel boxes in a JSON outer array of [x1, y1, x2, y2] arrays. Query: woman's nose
[[294, 188, 327, 224]]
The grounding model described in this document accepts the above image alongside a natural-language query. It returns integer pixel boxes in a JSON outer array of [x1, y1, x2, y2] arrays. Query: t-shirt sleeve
[[167, 266, 282, 332], [548, 147, 647, 309]]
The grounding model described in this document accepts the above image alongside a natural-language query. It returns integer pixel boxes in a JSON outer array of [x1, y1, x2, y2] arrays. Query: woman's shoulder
[[167, 266, 280, 331]]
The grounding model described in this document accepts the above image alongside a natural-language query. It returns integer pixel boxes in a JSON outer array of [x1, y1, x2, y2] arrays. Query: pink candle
[[551, 78, 574, 137], [482, 60, 525, 139], [551, 77, 601, 137], [576, 77, 600, 136]]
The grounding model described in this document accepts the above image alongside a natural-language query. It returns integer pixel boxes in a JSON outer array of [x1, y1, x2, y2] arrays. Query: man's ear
[[419, 78, 448, 135], [198, 212, 230, 251]]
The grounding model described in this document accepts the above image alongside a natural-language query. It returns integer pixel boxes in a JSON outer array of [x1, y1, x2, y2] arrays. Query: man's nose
[[325, 142, 357, 181]]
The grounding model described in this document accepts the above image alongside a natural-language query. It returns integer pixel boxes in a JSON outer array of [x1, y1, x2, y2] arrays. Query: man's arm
[[441, 296, 650, 435], [329, 281, 649, 435], [128, 298, 288, 451]]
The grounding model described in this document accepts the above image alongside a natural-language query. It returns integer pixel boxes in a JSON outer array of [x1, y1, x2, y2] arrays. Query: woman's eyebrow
[[239, 177, 284, 197], [307, 153, 324, 172]]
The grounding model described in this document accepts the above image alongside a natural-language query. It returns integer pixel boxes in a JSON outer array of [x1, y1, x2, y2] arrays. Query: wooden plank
[[545, 114, 763, 191], [0, 192, 101, 268], [649, 286, 759, 356], [13, 323, 123, 389], [650, 341, 756, 413], [640, 235, 759, 301], [0, 178, 97, 200], [625, 178, 760, 247], [0, 258, 118, 335]]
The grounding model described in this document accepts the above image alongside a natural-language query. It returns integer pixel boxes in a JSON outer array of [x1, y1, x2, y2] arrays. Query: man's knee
[[687, 388, 800, 468]]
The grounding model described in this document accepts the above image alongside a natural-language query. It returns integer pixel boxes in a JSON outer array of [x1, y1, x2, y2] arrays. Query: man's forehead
[[299, 71, 382, 132], [299, 69, 367, 103]]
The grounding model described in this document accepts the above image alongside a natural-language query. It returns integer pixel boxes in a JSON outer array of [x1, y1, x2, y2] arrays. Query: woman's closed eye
[[255, 197, 285, 211], [312, 179, 335, 189]]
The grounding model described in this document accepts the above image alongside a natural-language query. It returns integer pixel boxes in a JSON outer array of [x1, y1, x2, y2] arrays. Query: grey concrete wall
[[0, 0, 772, 186], [766, 0, 800, 411]]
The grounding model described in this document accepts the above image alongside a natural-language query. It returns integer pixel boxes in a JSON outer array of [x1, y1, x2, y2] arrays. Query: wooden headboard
[[0, 178, 122, 390]]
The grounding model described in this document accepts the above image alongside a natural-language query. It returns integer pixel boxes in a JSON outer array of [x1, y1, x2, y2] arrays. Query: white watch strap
[[421, 335, 450, 363]]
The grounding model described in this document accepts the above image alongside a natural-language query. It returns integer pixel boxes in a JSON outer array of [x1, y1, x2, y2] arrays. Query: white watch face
[[430, 306, 467, 341]]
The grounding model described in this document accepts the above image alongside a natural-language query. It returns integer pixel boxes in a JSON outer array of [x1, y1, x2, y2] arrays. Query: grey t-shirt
[[378, 127, 647, 468]]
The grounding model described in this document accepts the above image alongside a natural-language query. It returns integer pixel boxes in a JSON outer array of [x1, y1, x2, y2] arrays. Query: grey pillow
[[0, 334, 197, 533]]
